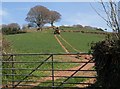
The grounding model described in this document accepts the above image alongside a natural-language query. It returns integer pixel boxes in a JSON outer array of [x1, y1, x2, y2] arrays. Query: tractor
[[54, 27, 60, 34]]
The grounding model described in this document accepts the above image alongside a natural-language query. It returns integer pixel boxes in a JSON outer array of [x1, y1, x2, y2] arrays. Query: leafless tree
[[90, 0, 120, 39], [48, 10, 61, 27], [26, 5, 50, 31]]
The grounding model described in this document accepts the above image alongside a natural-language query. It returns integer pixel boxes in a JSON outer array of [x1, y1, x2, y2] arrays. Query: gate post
[[11, 55, 15, 89], [51, 55, 54, 89]]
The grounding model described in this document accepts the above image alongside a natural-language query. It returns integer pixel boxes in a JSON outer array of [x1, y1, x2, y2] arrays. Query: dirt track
[[54, 35, 69, 53], [54, 35, 95, 87], [26, 35, 95, 87]]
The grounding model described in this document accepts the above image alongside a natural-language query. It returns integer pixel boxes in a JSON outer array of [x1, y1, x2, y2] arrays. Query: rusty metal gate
[[1, 53, 97, 89]]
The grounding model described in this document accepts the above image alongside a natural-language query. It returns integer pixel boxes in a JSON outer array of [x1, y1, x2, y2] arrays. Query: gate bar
[[11, 55, 15, 89], [58, 58, 93, 87], [13, 55, 52, 88]]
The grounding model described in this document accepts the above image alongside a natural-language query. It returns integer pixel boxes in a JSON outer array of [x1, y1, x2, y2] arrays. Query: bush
[[2, 28, 26, 35], [2, 23, 27, 35], [91, 39, 120, 88], [2, 28, 18, 35]]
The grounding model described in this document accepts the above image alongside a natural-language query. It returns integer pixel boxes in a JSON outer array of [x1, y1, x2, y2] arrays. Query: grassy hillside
[[3, 28, 106, 86], [5, 31, 64, 53], [60, 32, 105, 52], [4, 28, 105, 53]]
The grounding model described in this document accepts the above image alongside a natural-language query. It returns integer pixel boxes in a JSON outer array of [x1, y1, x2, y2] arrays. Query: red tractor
[[54, 27, 60, 34]]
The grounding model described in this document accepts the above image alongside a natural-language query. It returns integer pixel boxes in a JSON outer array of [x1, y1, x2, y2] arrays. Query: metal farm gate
[[1, 53, 97, 89]]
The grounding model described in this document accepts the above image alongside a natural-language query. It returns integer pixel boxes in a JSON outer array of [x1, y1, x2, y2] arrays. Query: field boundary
[[2, 53, 96, 89]]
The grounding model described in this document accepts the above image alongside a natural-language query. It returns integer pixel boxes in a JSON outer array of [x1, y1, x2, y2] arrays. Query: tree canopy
[[48, 10, 61, 27], [26, 5, 61, 30], [2, 23, 20, 35]]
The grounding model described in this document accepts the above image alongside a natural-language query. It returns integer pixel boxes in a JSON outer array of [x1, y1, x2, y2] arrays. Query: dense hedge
[[91, 39, 120, 88], [2, 28, 26, 35]]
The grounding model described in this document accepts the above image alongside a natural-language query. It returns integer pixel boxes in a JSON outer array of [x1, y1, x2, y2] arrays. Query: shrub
[[2, 23, 27, 35], [91, 39, 120, 88], [2, 28, 26, 35]]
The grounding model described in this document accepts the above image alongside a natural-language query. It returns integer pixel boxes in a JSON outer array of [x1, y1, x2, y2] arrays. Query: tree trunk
[[37, 24, 42, 31], [37, 27, 42, 31], [51, 22, 54, 27]]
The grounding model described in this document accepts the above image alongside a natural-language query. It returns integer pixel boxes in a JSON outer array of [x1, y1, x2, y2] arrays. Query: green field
[[5, 31, 64, 53], [3, 28, 105, 87], [58, 32, 105, 52], [4, 28, 105, 53]]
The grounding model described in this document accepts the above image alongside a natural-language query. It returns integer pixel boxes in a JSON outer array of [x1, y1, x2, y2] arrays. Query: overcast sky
[[1, 2, 119, 32]]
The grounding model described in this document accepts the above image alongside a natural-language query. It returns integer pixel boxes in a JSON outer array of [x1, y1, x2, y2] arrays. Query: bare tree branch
[[90, 0, 120, 39], [90, 2, 112, 28], [100, 0, 114, 30]]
